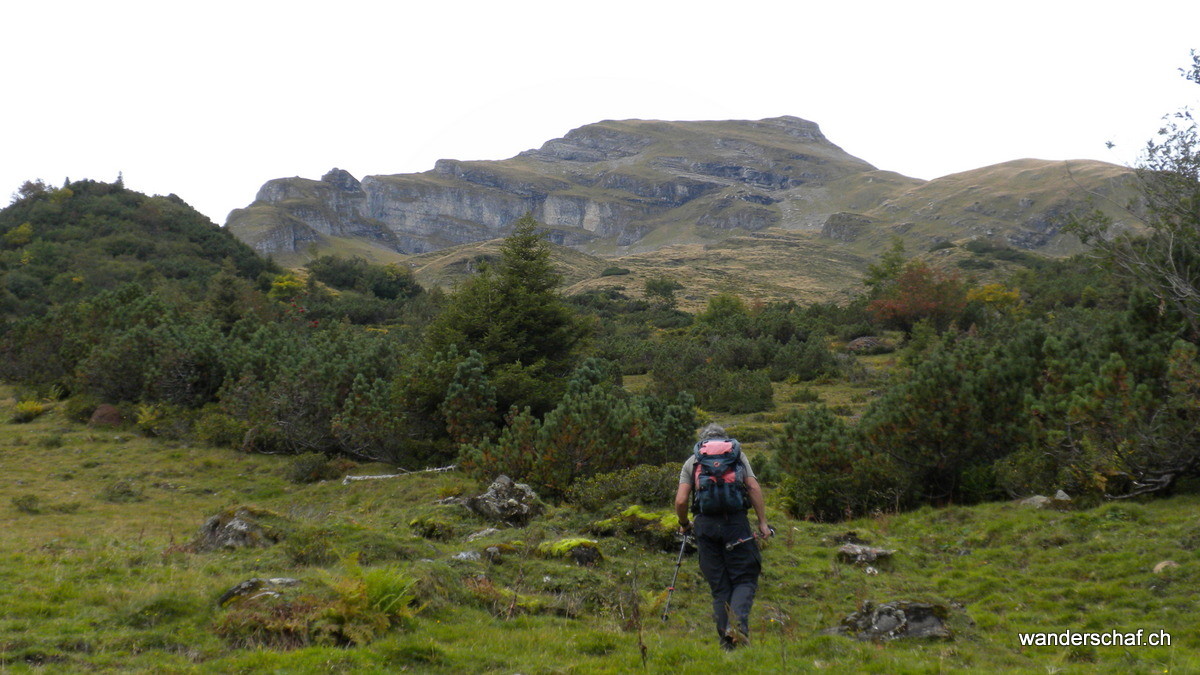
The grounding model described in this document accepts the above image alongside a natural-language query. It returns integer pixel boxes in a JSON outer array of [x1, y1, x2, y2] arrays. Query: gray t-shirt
[[678, 452, 756, 486]]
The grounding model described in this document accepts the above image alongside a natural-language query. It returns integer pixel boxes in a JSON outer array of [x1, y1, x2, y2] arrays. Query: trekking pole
[[726, 526, 777, 551], [661, 534, 691, 621]]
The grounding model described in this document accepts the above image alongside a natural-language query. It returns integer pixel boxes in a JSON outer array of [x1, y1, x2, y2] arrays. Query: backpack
[[691, 438, 749, 515]]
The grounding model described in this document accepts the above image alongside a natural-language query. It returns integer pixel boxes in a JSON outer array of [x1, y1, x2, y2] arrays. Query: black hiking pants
[[694, 511, 761, 647]]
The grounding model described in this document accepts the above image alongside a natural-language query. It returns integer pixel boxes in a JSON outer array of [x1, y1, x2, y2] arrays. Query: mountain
[[226, 117, 1141, 300]]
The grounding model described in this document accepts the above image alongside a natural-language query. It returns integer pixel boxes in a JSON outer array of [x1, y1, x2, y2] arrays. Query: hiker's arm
[[675, 483, 692, 532], [745, 476, 771, 538]]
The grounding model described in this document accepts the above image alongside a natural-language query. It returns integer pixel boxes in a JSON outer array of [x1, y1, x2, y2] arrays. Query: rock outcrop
[[227, 117, 879, 259], [193, 506, 284, 552], [823, 600, 952, 641], [464, 475, 545, 526]]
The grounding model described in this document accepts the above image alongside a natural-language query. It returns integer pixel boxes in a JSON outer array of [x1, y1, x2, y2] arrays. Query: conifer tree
[[425, 213, 588, 414]]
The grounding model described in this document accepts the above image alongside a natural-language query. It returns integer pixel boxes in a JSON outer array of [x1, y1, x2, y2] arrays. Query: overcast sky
[[3, 1, 1198, 224]]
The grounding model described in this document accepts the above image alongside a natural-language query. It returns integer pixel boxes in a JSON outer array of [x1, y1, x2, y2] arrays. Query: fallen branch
[[341, 465, 458, 485]]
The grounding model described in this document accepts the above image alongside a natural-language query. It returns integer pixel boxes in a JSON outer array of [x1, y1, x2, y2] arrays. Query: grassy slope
[[2, 380, 1197, 674], [407, 230, 870, 312]]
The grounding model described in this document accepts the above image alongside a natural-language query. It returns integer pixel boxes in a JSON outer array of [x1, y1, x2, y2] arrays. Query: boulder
[[193, 507, 283, 552], [464, 475, 544, 526], [1019, 492, 1072, 509], [88, 404, 124, 428], [1019, 495, 1052, 509], [822, 600, 952, 641], [845, 336, 894, 354], [837, 543, 895, 565]]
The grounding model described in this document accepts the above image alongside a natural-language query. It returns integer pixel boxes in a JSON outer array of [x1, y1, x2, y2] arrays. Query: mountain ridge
[[225, 117, 1141, 301]]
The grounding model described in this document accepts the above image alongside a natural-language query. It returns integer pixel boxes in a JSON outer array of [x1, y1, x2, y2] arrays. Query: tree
[[425, 213, 588, 413], [644, 276, 683, 307], [862, 236, 907, 297], [1071, 51, 1200, 339], [867, 260, 967, 333]]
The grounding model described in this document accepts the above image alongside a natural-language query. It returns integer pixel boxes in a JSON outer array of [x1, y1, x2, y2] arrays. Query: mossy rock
[[536, 538, 603, 566], [192, 505, 288, 552], [409, 514, 460, 541], [589, 505, 677, 551]]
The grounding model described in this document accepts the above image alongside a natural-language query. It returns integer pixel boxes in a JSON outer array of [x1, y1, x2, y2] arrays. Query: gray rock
[[1054, 490, 1071, 502], [837, 543, 895, 565], [193, 507, 281, 552], [822, 600, 952, 641], [821, 212, 877, 243], [217, 577, 300, 606], [453, 551, 483, 562], [1019, 495, 1052, 509], [845, 337, 894, 354], [464, 475, 544, 526], [466, 527, 501, 542]]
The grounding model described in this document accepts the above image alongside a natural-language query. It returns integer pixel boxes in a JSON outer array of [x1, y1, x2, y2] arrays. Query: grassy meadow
[[2, 380, 1197, 674]]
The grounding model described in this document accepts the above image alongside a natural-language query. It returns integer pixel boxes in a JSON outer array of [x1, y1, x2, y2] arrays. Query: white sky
[[3, 1, 1198, 224]]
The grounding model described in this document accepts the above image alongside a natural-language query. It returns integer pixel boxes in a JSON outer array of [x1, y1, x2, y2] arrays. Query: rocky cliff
[[225, 116, 1139, 267], [227, 117, 882, 259]]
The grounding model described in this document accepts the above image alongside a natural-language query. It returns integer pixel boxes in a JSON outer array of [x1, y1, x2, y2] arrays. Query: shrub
[[461, 360, 696, 498], [600, 267, 631, 277], [134, 402, 192, 439], [773, 405, 906, 521], [193, 407, 248, 448], [703, 368, 774, 414], [565, 463, 679, 511], [62, 395, 101, 423], [285, 452, 344, 484], [12, 494, 41, 514], [11, 400, 46, 423], [790, 386, 821, 403]]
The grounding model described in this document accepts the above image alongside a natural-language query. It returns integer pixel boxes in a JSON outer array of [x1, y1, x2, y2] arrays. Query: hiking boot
[[724, 625, 750, 648]]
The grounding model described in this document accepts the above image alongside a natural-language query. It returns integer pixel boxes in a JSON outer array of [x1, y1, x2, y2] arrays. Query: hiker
[[675, 423, 772, 650]]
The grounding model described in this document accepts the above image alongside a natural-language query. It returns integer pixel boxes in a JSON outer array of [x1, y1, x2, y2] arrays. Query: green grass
[[1, 389, 1197, 672]]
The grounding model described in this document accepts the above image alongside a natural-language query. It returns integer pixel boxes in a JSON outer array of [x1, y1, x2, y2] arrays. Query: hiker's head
[[698, 423, 727, 440]]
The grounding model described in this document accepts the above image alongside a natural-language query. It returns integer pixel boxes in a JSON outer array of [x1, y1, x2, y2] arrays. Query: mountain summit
[[226, 117, 1138, 269]]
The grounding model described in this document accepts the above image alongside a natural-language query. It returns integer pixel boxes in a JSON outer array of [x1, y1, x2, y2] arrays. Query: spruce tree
[[425, 213, 588, 414]]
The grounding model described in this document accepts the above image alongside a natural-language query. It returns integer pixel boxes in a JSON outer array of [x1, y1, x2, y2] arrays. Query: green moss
[[536, 538, 599, 558], [589, 505, 677, 551]]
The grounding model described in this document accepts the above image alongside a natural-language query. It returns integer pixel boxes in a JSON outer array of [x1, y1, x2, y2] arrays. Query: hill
[[0, 179, 276, 318]]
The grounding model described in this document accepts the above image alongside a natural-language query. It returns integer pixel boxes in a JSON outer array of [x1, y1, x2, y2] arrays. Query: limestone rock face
[[226, 118, 1141, 272], [226, 116, 879, 260]]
